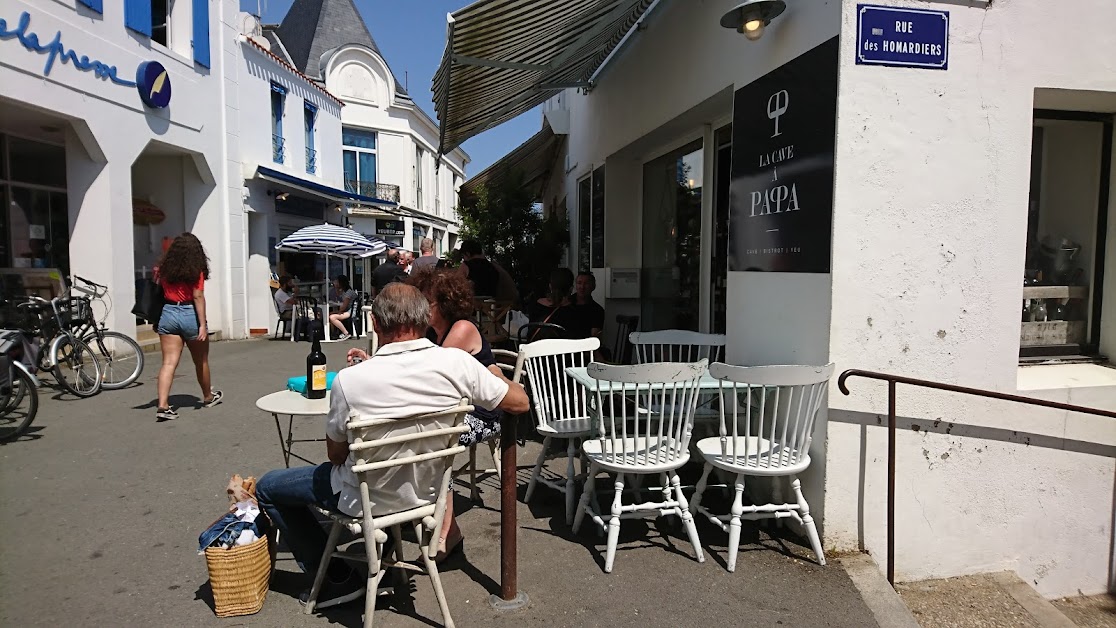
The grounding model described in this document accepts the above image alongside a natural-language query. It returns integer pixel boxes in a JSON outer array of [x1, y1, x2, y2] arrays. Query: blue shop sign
[[856, 4, 949, 70], [1, 11, 171, 108]]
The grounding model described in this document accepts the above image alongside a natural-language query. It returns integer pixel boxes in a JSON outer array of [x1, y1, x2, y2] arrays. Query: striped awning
[[461, 122, 561, 198], [434, 0, 662, 156]]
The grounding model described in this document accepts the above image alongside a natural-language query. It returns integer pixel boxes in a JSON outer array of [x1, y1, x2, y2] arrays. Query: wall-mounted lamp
[[720, 0, 786, 41], [267, 190, 290, 201]]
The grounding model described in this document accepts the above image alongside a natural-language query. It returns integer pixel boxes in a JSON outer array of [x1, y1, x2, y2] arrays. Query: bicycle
[[0, 329, 39, 442], [17, 294, 104, 398], [69, 276, 145, 389]]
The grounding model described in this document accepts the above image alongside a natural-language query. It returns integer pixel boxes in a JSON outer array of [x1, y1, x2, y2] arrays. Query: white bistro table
[[256, 390, 331, 467]]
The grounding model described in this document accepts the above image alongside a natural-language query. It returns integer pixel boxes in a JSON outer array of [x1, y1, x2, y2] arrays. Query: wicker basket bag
[[204, 534, 272, 617]]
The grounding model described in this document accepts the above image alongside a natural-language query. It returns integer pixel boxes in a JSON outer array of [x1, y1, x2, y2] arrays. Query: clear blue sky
[[245, 0, 540, 176]]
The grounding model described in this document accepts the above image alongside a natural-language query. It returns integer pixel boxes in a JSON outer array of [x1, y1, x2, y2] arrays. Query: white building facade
[[0, 0, 231, 337], [264, 0, 468, 294], [458, 0, 1116, 598]]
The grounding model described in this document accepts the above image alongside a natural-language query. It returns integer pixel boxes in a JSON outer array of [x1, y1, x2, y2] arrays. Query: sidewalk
[[0, 338, 880, 627]]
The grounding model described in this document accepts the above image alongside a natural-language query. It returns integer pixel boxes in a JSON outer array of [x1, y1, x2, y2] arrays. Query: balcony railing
[[345, 179, 400, 203], [305, 147, 317, 174], [272, 135, 285, 164]]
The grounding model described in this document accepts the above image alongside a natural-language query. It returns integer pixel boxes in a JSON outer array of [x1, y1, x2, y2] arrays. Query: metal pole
[[491, 412, 528, 610], [887, 380, 896, 587]]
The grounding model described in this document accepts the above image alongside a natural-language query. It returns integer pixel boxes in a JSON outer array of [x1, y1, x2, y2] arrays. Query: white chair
[[689, 363, 835, 572], [303, 400, 472, 628], [572, 360, 707, 573], [629, 329, 727, 364], [519, 337, 601, 525], [452, 348, 523, 501]]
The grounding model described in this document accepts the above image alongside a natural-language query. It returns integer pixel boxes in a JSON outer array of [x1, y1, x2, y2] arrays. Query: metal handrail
[[272, 134, 285, 164], [837, 368, 1116, 587], [344, 179, 401, 203], [305, 147, 317, 174]]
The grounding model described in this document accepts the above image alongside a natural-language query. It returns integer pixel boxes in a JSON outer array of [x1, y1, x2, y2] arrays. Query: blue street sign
[[856, 4, 949, 70]]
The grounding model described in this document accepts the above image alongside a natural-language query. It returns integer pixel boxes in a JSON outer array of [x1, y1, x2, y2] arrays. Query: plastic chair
[[629, 329, 726, 363], [519, 337, 601, 525], [303, 400, 473, 628], [572, 359, 707, 573], [271, 288, 292, 339], [689, 363, 835, 572]]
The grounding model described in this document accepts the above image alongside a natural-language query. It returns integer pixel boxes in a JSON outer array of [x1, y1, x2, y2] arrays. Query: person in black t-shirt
[[458, 240, 500, 297], [372, 249, 407, 295], [568, 271, 605, 340]]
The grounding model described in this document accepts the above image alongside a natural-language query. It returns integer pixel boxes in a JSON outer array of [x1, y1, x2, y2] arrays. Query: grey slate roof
[[274, 0, 408, 96]]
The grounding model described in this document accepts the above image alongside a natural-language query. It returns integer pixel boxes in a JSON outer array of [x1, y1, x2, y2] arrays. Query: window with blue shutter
[[271, 84, 286, 164], [77, 0, 103, 14], [192, 0, 211, 68], [124, 0, 152, 37]]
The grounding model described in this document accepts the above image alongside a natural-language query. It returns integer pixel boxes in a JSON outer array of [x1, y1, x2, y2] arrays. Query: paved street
[[0, 338, 879, 627]]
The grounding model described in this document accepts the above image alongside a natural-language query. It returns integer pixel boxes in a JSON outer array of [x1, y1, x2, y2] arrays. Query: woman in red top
[[154, 233, 222, 420]]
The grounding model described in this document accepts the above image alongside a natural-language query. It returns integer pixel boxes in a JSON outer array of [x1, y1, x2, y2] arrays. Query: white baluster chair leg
[[772, 476, 784, 529], [727, 473, 746, 573], [420, 521, 456, 628], [304, 521, 343, 614], [488, 438, 501, 481], [690, 463, 713, 515], [604, 473, 626, 573], [572, 461, 596, 534], [565, 437, 579, 525], [525, 435, 552, 502], [468, 445, 479, 501], [793, 475, 826, 565], [672, 472, 704, 564], [364, 528, 385, 628]]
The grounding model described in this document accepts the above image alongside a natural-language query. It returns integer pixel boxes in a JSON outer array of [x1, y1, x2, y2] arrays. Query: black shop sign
[[728, 36, 839, 273]]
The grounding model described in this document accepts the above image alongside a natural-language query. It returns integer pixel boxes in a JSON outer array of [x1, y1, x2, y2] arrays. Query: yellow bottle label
[[311, 365, 327, 390]]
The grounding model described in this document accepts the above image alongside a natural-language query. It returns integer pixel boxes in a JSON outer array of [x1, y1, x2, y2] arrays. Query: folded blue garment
[[287, 372, 337, 394]]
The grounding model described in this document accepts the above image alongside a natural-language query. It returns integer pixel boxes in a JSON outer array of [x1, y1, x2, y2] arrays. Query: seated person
[[273, 275, 297, 320], [525, 268, 575, 340], [257, 284, 530, 609], [327, 275, 357, 340], [567, 271, 605, 340]]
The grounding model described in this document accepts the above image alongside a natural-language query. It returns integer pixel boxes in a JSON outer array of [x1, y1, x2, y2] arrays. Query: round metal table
[[255, 390, 331, 467]]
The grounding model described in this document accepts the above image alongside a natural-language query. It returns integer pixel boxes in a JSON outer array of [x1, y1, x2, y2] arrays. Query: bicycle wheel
[[52, 335, 103, 398], [0, 368, 38, 442], [84, 330, 144, 390]]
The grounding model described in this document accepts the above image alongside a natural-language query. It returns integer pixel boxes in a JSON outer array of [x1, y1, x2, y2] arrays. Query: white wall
[[2, 0, 230, 337], [828, 0, 1116, 597]]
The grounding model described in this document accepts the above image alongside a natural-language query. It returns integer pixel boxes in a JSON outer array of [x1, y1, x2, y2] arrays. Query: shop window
[[577, 176, 591, 271], [433, 228, 445, 255], [412, 225, 427, 253], [343, 128, 377, 196], [1022, 110, 1114, 361], [304, 103, 317, 175], [271, 83, 286, 163], [7, 137, 66, 188], [415, 146, 425, 210]]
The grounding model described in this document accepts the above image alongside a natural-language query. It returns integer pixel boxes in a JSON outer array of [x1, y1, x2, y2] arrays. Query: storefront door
[[1, 134, 70, 275], [641, 139, 704, 331]]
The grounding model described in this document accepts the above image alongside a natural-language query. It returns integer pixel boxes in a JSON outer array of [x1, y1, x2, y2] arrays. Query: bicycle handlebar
[[74, 275, 105, 289]]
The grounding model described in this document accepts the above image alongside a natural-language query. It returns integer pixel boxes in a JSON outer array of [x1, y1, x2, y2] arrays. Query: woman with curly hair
[[154, 233, 222, 420], [407, 268, 499, 559]]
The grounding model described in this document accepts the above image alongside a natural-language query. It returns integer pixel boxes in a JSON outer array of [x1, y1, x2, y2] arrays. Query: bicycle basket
[[59, 297, 92, 328]]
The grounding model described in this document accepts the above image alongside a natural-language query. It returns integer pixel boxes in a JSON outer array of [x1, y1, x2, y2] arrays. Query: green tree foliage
[[457, 170, 569, 303]]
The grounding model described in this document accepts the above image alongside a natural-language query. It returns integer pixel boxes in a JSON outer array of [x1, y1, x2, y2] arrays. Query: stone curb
[[838, 553, 921, 628], [989, 571, 1077, 628]]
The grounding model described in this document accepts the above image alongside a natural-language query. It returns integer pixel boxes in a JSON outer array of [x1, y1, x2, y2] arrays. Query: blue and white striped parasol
[[274, 223, 388, 258]]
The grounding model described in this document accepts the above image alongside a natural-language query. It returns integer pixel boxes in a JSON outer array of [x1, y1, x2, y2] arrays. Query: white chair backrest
[[709, 363, 835, 469], [587, 360, 707, 467], [346, 400, 472, 528], [629, 330, 727, 364], [517, 337, 601, 430]]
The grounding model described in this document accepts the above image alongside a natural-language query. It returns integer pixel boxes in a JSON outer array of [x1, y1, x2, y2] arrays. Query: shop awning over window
[[256, 166, 399, 209], [461, 122, 561, 199], [434, 0, 661, 157]]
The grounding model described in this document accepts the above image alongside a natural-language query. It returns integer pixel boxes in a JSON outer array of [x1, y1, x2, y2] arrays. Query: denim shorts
[[157, 304, 202, 340]]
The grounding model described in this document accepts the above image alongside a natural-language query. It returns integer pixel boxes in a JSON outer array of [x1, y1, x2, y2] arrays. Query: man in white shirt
[[256, 283, 529, 609], [273, 275, 296, 317]]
